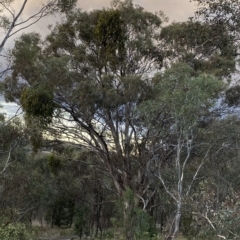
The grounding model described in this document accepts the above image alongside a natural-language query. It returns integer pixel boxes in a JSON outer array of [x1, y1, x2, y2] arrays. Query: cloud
[[77, 0, 197, 22], [143, 0, 197, 22]]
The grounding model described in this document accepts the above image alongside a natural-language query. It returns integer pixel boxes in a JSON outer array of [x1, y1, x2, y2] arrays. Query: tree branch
[[0, 0, 28, 53]]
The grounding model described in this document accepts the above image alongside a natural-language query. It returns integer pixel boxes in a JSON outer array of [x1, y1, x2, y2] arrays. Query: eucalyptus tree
[[139, 63, 223, 239], [3, 1, 166, 238]]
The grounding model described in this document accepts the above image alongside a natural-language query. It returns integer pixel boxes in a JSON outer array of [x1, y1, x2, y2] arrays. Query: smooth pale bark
[[171, 202, 182, 240]]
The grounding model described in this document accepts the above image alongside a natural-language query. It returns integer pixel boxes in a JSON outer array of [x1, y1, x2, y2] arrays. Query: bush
[[74, 207, 89, 238], [113, 188, 157, 239], [45, 195, 75, 228], [0, 223, 33, 240], [225, 85, 240, 106]]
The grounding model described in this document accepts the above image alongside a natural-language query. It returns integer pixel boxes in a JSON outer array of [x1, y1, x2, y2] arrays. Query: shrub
[[0, 223, 33, 240]]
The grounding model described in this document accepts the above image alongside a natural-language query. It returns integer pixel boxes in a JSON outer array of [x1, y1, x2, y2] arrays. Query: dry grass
[[32, 226, 191, 240]]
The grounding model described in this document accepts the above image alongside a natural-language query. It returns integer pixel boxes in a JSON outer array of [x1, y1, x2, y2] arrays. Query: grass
[[31, 226, 78, 239], [30, 226, 200, 240]]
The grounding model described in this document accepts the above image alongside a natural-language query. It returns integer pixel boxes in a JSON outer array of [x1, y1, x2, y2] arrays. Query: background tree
[[138, 63, 222, 239]]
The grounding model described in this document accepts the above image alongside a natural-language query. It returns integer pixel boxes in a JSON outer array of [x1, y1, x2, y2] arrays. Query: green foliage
[[47, 154, 62, 176], [94, 9, 126, 63], [212, 192, 240, 239], [0, 223, 33, 240], [160, 20, 236, 77], [3, 33, 42, 103], [140, 63, 223, 131], [46, 195, 75, 228], [181, 213, 194, 237], [114, 188, 157, 239], [188, 185, 240, 239], [23, 115, 44, 152], [0, 118, 24, 151], [57, 0, 77, 13], [20, 85, 54, 125], [194, 0, 240, 34], [204, 54, 235, 78], [0, 15, 11, 29], [225, 85, 240, 106], [133, 209, 157, 239], [3, 0, 164, 137], [74, 207, 89, 238]]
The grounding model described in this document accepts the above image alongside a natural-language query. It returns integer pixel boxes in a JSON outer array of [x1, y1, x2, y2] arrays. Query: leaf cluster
[[139, 63, 223, 131], [160, 20, 236, 77], [20, 86, 55, 125]]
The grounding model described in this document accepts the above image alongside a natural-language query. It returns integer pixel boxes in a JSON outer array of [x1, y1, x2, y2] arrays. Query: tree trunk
[[168, 201, 182, 240]]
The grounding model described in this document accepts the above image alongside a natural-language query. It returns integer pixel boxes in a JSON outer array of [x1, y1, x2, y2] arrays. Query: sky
[[0, 0, 198, 118], [77, 0, 197, 21]]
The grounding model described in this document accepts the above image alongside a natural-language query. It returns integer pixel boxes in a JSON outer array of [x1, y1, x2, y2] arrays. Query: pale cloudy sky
[[77, 0, 197, 21], [12, 0, 198, 37], [0, 0, 198, 117]]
